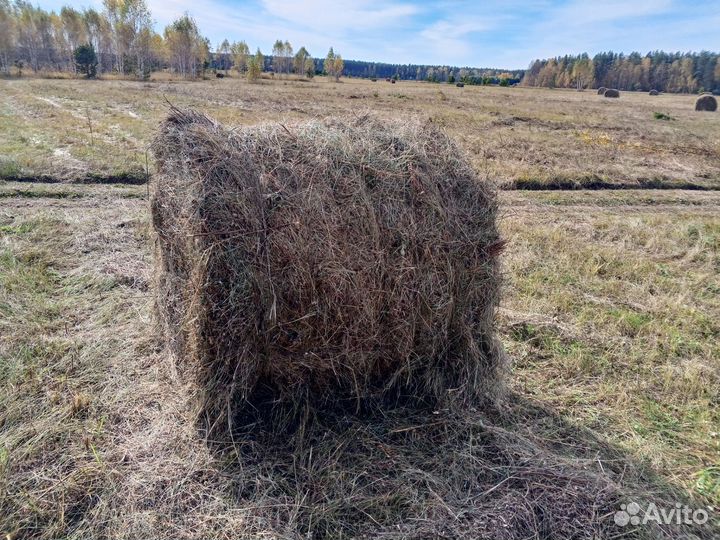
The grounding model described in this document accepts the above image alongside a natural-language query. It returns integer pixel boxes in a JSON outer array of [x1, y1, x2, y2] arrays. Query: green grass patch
[[0, 158, 21, 178], [0, 222, 39, 235], [695, 467, 720, 505], [0, 188, 85, 199], [607, 308, 652, 337], [0, 249, 58, 294], [653, 112, 673, 121]]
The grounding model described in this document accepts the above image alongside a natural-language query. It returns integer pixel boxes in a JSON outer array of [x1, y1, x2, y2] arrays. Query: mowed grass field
[[0, 76, 719, 538], [1, 75, 719, 187]]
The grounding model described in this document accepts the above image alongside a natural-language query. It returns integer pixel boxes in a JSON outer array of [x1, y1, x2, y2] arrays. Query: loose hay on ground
[[151, 108, 506, 438]]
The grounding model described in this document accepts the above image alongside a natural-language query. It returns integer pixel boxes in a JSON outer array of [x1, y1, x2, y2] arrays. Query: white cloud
[[261, 0, 418, 30]]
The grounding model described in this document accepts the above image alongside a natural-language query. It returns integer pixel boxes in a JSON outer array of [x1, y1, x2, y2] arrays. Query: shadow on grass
[[3, 173, 147, 185], [208, 392, 718, 539], [509, 177, 716, 191]]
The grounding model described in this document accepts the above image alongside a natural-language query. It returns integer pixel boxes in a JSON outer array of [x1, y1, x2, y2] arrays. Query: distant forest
[[318, 59, 523, 84], [523, 52, 720, 94], [235, 57, 523, 84], [0, 0, 717, 93]]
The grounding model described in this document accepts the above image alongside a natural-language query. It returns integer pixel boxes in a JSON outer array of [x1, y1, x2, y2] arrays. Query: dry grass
[[501, 189, 720, 502], [151, 109, 504, 438], [0, 76, 718, 187], [0, 71, 718, 540], [1, 181, 718, 538]]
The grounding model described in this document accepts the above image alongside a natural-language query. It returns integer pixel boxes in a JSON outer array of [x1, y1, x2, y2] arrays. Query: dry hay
[[604, 89, 620, 98], [597, 86, 607, 95], [151, 107, 506, 438], [695, 95, 717, 111], [649, 89, 659, 96], [199, 402, 717, 540]]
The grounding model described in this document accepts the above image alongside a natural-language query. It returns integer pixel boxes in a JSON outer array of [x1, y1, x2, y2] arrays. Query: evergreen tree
[[73, 42, 97, 77]]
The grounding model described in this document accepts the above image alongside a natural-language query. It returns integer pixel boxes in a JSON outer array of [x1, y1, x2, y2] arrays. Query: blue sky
[[38, 0, 720, 69]]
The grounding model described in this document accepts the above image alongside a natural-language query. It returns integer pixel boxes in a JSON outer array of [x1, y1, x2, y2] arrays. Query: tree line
[[523, 51, 720, 94], [0, 0, 526, 85], [334, 59, 522, 83], [0, 0, 205, 78], [0, 0, 341, 81]]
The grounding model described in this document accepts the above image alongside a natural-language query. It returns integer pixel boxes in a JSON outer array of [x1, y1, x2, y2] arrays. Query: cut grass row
[[1, 77, 718, 188]]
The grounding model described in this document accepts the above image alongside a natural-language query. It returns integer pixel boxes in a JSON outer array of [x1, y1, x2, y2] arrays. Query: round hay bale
[[604, 89, 620, 98], [649, 89, 659, 96], [695, 95, 717, 111], [151, 108, 506, 437], [597, 87, 606, 95]]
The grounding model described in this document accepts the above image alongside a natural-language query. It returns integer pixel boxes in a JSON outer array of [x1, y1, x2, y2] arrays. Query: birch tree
[[324, 47, 343, 81], [0, 0, 15, 73], [164, 13, 206, 78], [231, 40, 249, 73]]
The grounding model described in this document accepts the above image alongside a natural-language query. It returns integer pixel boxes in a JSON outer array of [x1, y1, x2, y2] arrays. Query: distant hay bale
[[151, 108, 506, 437], [695, 95, 717, 111], [649, 89, 659, 96], [597, 87, 606, 95], [603, 89, 620, 98]]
